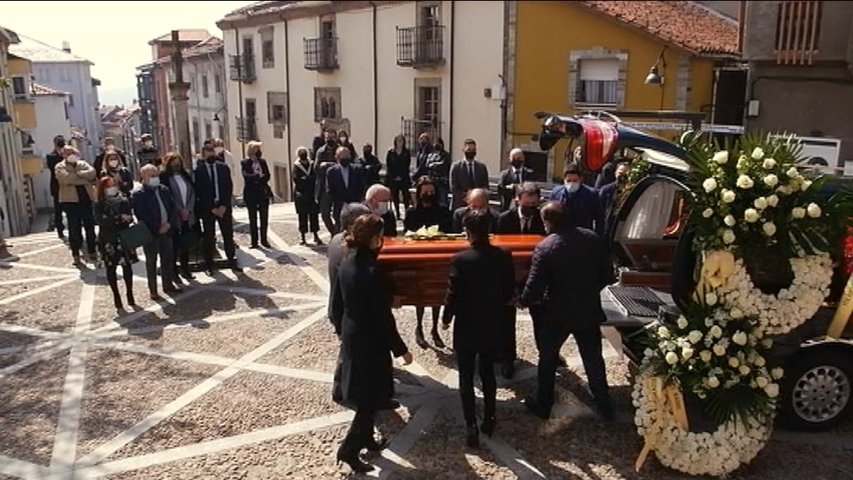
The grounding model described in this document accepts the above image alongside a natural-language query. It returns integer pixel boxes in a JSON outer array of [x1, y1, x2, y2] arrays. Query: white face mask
[[340, 137, 348, 143], [66, 155, 79, 164], [143, 141, 153, 148], [105, 187, 119, 197], [108, 160, 119, 169], [375, 201, 389, 216], [214, 146, 224, 155], [564, 181, 580, 193], [147, 177, 160, 187]]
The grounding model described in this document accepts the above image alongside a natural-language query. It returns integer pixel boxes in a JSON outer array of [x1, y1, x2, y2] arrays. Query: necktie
[[468, 162, 475, 187], [515, 170, 521, 184], [209, 165, 220, 203], [522, 216, 529, 233]]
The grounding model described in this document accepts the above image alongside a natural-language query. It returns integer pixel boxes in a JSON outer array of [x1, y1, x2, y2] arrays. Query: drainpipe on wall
[[371, 1, 378, 149], [234, 24, 246, 159], [449, 0, 455, 154], [283, 14, 294, 201]]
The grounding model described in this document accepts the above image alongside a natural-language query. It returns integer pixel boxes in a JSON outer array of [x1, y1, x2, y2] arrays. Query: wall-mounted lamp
[[644, 46, 668, 85], [24, 133, 34, 146], [0, 107, 12, 123]]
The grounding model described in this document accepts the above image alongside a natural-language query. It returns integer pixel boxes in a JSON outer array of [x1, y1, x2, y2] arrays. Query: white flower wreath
[[715, 253, 834, 336], [633, 367, 773, 477]]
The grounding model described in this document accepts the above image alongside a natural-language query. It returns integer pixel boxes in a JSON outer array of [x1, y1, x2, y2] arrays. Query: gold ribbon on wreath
[[827, 272, 853, 339], [635, 376, 690, 472]]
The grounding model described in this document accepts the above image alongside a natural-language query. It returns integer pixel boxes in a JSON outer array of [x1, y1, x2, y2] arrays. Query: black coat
[[403, 204, 453, 233], [451, 206, 499, 234], [520, 227, 610, 331], [442, 242, 515, 353], [326, 164, 365, 204], [241, 157, 272, 205], [330, 248, 408, 408], [46, 151, 63, 196], [292, 160, 317, 211], [313, 143, 337, 203], [497, 207, 546, 235], [413, 146, 433, 180], [380, 210, 398, 237], [359, 153, 382, 186], [385, 148, 412, 187], [194, 161, 233, 211], [497, 166, 535, 211]]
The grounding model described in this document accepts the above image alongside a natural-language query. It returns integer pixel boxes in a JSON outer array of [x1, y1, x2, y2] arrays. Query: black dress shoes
[[365, 437, 389, 452], [466, 425, 480, 448], [500, 362, 515, 379], [480, 417, 496, 437], [523, 396, 550, 420], [378, 399, 400, 410]]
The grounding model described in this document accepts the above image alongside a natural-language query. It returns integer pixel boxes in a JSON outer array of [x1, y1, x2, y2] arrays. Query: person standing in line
[[213, 138, 242, 197], [314, 129, 339, 235], [311, 120, 327, 160], [93, 136, 127, 175], [55, 146, 97, 264], [330, 214, 413, 473], [293, 146, 323, 246], [599, 161, 630, 234], [412, 132, 432, 183], [358, 143, 382, 187], [94, 176, 136, 311], [404, 176, 452, 349], [46, 135, 67, 238], [548, 162, 604, 236], [442, 209, 515, 448], [137, 133, 160, 168], [195, 145, 241, 274], [160, 152, 198, 283], [99, 151, 134, 195], [385, 134, 412, 219], [426, 137, 451, 207], [242, 141, 272, 249], [448, 138, 489, 210], [337, 130, 358, 161], [327, 146, 365, 235], [520, 201, 613, 420], [132, 164, 182, 300], [497, 148, 534, 211], [363, 184, 398, 237]]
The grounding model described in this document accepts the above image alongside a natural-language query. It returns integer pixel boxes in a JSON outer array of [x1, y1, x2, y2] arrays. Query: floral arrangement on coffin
[[633, 133, 848, 477], [403, 224, 466, 241]]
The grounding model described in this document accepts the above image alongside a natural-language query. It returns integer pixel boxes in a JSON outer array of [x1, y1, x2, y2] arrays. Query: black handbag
[[177, 226, 200, 251], [117, 223, 153, 250]]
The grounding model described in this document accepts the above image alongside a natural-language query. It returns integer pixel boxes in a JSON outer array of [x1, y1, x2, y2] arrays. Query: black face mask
[[340, 158, 352, 167], [363, 150, 373, 157], [521, 206, 538, 218], [255, 151, 263, 158], [421, 193, 436, 204], [464, 151, 476, 160], [511, 160, 523, 169], [205, 156, 216, 164], [327, 140, 336, 147], [433, 144, 443, 152], [171, 163, 181, 172], [298, 153, 308, 161]]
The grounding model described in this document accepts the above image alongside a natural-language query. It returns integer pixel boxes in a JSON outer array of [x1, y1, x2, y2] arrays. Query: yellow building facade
[[507, 1, 737, 180], [7, 53, 40, 178]]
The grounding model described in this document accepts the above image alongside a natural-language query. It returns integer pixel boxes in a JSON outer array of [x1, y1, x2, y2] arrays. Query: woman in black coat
[[95, 176, 136, 311], [403, 176, 452, 349], [385, 134, 412, 218], [292, 147, 323, 246], [330, 214, 412, 473], [241, 141, 272, 249]]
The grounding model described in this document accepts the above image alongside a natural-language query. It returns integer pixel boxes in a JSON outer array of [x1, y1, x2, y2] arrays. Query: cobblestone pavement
[[1, 204, 851, 479]]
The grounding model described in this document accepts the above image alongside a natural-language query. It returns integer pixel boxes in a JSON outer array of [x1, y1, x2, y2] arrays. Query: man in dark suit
[[327, 146, 365, 234], [194, 145, 240, 273], [46, 135, 67, 238], [448, 138, 489, 210], [363, 184, 398, 237], [520, 201, 613, 420], [495, 182, 546, 378], [451, 188, 498, 234], [599, 162, 630, 235], [548, 162, 604, 236], [313, 129, 339, 235], [497, 148, 535, 211], [132, 164, 181, 299], [310, 120, 327, 160], [442, 209, 515, 447]]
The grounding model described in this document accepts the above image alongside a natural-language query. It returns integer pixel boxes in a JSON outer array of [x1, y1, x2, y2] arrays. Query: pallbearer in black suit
[[327, 146, 365, 234], [330, 214, 412, 473], [195, 145, 241, 273], [241, 141, 272, 249], [292, 146, 323, 246], [520, 201, 612, 420], [495, 182, 546, 379], [442, 210, 515, 448], [404, 176, 453, 349], [497, 148, 535, 211]]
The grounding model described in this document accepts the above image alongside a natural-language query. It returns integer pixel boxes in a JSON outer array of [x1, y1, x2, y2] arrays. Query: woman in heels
[[94, 176, 137, 311], [330, 214, 413, 472]]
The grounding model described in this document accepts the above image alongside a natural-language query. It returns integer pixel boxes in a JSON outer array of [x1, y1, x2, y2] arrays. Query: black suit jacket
[[451, 206, 499, 234], [46, 151, 64, 196], [448, 159, 490, 209], [520, 227, 610, 331], [497, 166, 534, 211], [404, 205, 453, 233], [379, 209, 398, 237], [442, 242, 515, 353], [326, 164, 365, 204], [194, 161, 233, 211], [241, 157, 272, 204], [497, 207, 546, 235]]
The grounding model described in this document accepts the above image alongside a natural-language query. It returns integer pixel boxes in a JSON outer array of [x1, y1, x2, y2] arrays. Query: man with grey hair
[[326, 146, 364, 234], [451, 188, 498, 233], [497, 148, 534, 211], [364, 183, 398, 237], [132, 164, 181, 299]]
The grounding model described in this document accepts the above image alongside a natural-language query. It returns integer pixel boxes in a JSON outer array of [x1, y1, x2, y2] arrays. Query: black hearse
[[536, 112, 853, 431]]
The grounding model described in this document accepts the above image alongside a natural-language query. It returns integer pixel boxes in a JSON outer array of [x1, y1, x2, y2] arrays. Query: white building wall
[[32, 94, 71, 210]]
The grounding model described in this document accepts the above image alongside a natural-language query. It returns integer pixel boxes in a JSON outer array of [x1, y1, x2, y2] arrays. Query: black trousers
[[52, 196, 64, 233], [456, 350, 497, 426], [172, 222, 196, 275], [62, 202, 96, 256], [389, 180, 410, 216], [201, 209, 236, 267], [332, 201, 345, 235], [340, 406, 376, 453], [143, 234, 175, 293], [106, 262, 133, 303], [296, 203, 319, 234], [501, 306, 517, 365], [535, 324, 610, 412], [246, 200, 269, 246], [318, 194, 336, 235]]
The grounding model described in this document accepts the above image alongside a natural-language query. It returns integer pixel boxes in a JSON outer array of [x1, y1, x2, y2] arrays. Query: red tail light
[[579, 119, 619, 173], [843, 225, 853, 277]]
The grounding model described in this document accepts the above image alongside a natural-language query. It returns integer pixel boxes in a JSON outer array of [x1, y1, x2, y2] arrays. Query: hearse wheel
[[782, 349, 853, 431]]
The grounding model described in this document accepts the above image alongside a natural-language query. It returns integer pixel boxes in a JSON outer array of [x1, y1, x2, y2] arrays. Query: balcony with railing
[[304, 37, 339, 71], [396, 25, 445, 68], [401, 117, 442, 150], [229, 54, 256, 83], [236, 117, 258, 143]]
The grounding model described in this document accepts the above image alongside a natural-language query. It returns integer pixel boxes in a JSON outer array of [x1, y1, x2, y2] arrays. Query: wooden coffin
[[377, 235, 544, 306]]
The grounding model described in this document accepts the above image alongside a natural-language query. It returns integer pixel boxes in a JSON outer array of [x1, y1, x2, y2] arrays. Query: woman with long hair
[[403, 176, 452, 348], [330, 214, 412, 473], [95, 176, 136, 311], [160, 152, 198, 282], [385, 134, 412, 218], [99, 150, 134, 195]]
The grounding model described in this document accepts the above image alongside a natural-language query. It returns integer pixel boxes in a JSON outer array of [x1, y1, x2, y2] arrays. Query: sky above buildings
[[2, 1, 249, 106]]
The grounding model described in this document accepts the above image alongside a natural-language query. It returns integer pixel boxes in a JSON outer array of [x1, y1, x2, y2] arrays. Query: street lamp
[[644, 46, 668, 86]]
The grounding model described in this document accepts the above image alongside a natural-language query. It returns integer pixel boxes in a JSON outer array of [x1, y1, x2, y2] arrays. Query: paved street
[[1, 203, 851, 480]]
